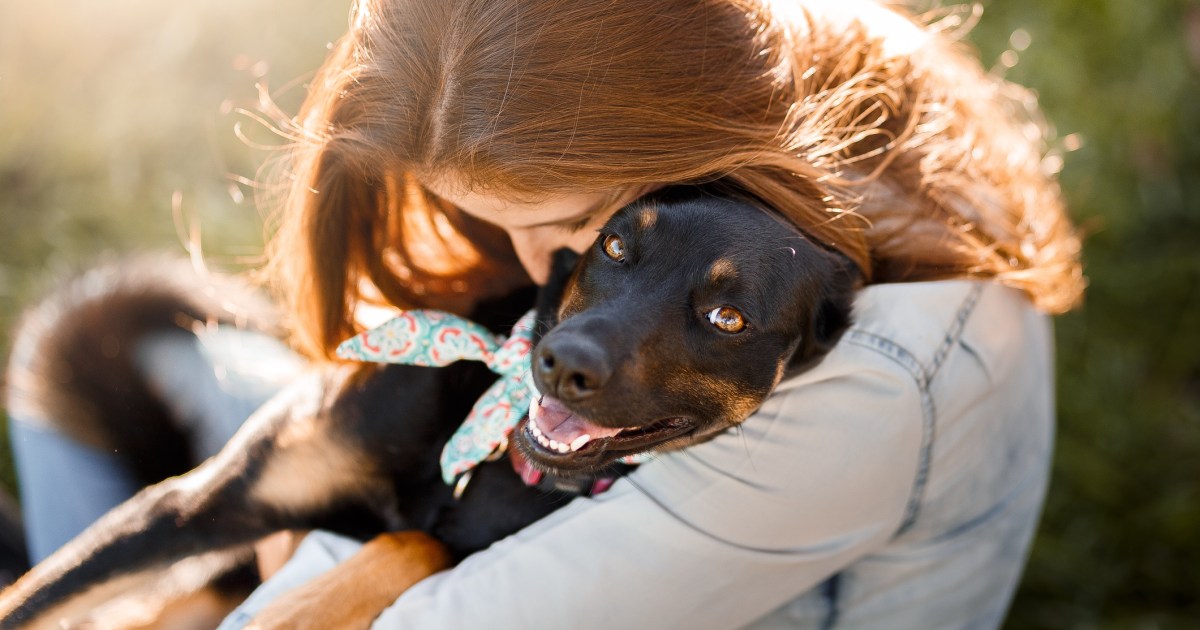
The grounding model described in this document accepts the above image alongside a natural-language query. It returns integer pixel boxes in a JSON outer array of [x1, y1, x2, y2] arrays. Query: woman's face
[[422, 178, 654, 284]]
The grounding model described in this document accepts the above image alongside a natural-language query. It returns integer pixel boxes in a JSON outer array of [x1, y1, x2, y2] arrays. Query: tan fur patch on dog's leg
[[249, 422, 374, 515], [246, 531, 451, 630]]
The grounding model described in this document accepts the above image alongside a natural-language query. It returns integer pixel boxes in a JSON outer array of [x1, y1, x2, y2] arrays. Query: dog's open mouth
[[517, 394, 694, 469]]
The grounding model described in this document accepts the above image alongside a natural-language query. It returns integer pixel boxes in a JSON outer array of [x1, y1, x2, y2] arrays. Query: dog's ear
[[547, 248, 581, 287], [787, 262, 860, 374]]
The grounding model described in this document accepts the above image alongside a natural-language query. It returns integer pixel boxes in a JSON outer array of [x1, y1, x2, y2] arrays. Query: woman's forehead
[[420, 176, 618, 229]]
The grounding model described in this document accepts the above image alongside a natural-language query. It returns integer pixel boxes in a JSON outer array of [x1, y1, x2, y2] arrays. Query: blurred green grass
[[1, 0, 1197, 626], [0, 0, 349, 505]]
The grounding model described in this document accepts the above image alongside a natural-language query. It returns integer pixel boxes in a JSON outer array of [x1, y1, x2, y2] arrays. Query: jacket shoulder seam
[[839, 283, 987, 534]]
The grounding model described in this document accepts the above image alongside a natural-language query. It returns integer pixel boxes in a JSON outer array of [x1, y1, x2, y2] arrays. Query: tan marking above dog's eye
[[708, 258, 737, 283], [602, 234, 626, 262], [637, 209, 658, 230], [706, 306, 746, 333]]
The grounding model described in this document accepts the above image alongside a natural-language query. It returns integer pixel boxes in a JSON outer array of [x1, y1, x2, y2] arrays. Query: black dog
[[0, 189, 859, 628]]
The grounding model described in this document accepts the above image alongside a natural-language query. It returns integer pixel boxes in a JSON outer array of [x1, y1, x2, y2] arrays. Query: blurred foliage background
[[0, 0, 1196, 627]]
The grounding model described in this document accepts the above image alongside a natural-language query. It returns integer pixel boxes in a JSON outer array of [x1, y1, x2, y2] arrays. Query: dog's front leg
[[0, 368, 391, 630], [245, 531, 450, 630]]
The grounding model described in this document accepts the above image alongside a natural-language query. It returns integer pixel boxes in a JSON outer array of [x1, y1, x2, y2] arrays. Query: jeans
[[7, 326, 304, 563]]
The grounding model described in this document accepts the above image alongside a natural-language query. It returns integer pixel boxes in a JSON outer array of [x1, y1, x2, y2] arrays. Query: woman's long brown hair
[[264, 0, 1085, 360]]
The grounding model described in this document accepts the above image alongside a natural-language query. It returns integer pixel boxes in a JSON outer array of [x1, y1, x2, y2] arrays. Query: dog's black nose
[[535, 337, 612, 401]]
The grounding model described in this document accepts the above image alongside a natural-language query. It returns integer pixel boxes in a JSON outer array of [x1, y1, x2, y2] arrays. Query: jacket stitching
[[841, 283, 986, 534], [929, 284, 984, 377]]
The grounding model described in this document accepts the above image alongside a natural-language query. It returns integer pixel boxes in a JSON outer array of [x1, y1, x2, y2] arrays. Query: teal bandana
[[336, 309, 538, 484]]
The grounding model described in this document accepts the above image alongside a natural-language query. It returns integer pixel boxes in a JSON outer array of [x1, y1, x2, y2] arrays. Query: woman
[[223, 0, 1084, 627], [15, 0, 1084, 627]]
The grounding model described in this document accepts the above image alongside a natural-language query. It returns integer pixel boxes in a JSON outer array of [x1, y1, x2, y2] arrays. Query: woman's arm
[[369, 339, 924, 629]]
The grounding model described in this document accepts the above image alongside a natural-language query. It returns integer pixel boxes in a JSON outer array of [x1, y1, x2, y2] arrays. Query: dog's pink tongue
[[530, 395, 623, 443]]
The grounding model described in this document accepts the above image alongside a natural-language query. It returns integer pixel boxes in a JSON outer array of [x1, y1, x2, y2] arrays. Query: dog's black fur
[[0, 189, 860, 627]]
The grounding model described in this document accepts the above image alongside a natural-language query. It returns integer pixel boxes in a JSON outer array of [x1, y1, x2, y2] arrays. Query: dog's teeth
[[556, 442, 570, 453], [538, 434, 552, 448], [549, 439, 562, 451], [530, 421, 542, 437], [570, 435, 591, 452]]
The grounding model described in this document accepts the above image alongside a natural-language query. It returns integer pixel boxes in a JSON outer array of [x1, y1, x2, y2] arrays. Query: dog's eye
[[601, 234, 626, 262], [706, 306, 746, 333]]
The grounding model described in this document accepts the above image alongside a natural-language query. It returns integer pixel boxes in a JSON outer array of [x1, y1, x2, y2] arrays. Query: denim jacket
[[224, 280, 1054, 630]]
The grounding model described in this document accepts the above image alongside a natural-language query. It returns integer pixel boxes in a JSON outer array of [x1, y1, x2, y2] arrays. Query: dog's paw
[[246, 579, 377, 630], [246, 531, 450, 630]]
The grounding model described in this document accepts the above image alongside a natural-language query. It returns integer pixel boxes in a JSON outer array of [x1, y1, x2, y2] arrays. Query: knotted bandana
[[336, 309, 537, 484]]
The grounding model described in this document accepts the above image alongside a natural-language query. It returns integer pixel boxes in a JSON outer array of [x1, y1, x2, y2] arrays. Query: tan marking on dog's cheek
[[708, 258, 738, 284], [249, 426, 370, 515], [662, 367, 763, 426], [708, 383, 767, 428], [557, 281, 585, 320]]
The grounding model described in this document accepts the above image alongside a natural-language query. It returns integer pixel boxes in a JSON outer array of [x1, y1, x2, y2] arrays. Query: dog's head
[[513, 189, 861, 476]]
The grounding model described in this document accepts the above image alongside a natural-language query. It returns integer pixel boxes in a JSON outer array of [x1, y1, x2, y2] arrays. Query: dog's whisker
[[730, 424, 759, 473], [619, 470, 654, 502]]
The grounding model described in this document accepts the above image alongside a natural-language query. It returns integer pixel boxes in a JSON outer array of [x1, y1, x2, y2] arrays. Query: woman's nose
[[508, 227, 596, 285], [507, 229, 555, 285]]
